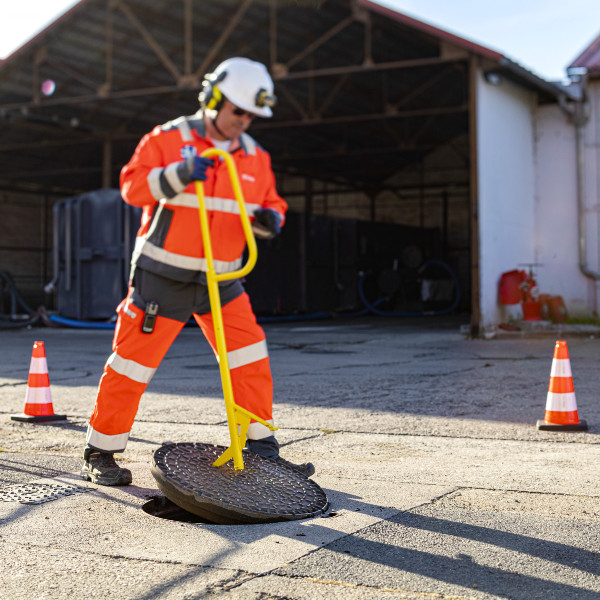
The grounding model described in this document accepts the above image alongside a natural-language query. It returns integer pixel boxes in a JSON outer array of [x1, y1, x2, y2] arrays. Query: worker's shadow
[[292, 494, 600, 599], [119, 485, 600, 600], [1, 467, 596, 600]]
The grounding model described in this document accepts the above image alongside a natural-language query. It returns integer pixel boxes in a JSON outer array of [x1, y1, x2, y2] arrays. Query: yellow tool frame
[[195, 147, 278, 471]]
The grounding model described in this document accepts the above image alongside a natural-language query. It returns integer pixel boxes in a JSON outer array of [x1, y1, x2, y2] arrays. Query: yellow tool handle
[[197, 148, 258, 282], [195, 148, 275, 470]]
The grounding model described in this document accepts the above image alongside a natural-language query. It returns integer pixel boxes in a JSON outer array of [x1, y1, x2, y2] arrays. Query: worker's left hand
[[252, 208, 282, 239]]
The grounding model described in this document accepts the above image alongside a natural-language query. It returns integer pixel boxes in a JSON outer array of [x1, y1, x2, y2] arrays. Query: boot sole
[[80, 468, 132, 486]]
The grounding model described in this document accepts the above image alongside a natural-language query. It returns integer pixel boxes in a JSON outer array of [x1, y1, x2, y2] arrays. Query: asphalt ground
[[0, 315, 599, 600]]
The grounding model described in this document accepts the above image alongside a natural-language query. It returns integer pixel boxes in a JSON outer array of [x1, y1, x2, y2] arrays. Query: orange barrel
[[548, 296, 567, 323], [522, 300, 541, 321], [498, 270, 523, 305], [538, 294, 551, 320]]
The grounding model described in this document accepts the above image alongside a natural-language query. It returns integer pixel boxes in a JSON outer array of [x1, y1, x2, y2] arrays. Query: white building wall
[[583, 79, 600, 279], [580, 77, 600, 313], [534, 103, 593, 317], [477, 71, 537, 331]]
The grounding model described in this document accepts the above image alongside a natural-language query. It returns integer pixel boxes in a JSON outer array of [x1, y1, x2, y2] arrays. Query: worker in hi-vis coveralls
[[81, 57, 315, 486]]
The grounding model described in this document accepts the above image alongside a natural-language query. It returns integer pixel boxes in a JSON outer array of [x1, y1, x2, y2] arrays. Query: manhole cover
[[151, 442, 328, 525], [0, 482, 90, 505]]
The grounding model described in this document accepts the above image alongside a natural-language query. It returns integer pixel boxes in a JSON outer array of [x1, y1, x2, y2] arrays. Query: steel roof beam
[[277, 56, 463, 81], [253, 104, 468, 129], [114, 0, 182, 83], [194, 0, 255, 79], [0, 55, 464, 111], [0, 133, 140, 152], [284, 14, 355, 72], [271, 144, 438, 161]]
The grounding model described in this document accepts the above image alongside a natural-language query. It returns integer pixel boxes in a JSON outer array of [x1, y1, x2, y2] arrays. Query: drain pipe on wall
[[560, 68, 600, 314]]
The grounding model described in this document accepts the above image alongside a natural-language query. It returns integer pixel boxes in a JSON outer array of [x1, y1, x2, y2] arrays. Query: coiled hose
[[357, 259, 461, 317], [0, 270, 44, 328]]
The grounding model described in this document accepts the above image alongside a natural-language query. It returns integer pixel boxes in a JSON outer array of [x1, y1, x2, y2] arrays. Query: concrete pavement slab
[[1, 318, 599, 599], [304, 432, 600, 496], [0, 540, 243, 600], [274, 504, 600, 600], [0, 464, 449, 573]]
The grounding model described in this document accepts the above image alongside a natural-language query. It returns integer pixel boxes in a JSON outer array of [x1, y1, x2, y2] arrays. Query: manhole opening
[[143, 495, 211, 524]]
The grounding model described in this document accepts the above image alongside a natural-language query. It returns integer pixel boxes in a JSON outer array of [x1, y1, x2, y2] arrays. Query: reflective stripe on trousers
[[193, 293, 274, 440], [87, 292, 274, 452]]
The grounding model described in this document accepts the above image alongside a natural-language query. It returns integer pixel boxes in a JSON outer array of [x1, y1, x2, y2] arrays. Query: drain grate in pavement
[[0, 482, 91, 505]]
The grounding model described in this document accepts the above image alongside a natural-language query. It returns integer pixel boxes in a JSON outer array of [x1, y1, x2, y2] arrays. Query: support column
[[102, 139, 112, 188], [468, 55, 481, 337]]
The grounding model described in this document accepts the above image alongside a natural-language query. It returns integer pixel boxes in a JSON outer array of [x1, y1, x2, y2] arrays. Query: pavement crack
[[417, 487, 465, 507], [262, 572, 479, 599], [278, 426, 600, 445], [278, 432, 327, 448], [217, 571, 267, 593]]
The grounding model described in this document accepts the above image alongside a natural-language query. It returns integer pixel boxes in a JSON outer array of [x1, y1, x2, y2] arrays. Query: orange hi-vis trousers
[[86, 288, 274, 453]]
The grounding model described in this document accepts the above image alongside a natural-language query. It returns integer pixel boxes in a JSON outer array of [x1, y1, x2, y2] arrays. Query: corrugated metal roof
[[569, 31, 600, 76], [359, 0, 504, 61], [0, 0, 567, 195]]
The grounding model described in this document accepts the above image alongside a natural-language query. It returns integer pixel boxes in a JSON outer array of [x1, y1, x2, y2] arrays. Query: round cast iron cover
[[151, 442, 329, 525]]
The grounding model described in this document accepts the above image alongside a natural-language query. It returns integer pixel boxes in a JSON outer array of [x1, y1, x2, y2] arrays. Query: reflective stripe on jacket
[[121, 113, 287, 282]]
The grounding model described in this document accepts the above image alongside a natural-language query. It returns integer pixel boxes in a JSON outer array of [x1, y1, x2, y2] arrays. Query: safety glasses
[[231, 105, 257, 119]]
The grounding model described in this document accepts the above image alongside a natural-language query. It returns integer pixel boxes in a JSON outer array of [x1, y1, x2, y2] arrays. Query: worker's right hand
[[187, 156, 215, 181], [252, 208, 282, 239]]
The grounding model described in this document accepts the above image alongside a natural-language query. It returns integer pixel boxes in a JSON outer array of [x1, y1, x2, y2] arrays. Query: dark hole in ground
[[142, 495, 211, 524]]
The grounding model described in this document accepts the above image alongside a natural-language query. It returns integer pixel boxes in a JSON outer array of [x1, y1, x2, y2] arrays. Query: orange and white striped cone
[[536, 340, 587, 431], [10, 341, 67, 423]]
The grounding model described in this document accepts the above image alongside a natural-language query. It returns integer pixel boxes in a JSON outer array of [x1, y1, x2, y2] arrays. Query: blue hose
[[339, 297, 386, 317], [47, 259, 460, 328], [48, 312, 334, 329], [357, 259, 461, 317], [49, 315, 116, 329], [257, 312, 331, 323]]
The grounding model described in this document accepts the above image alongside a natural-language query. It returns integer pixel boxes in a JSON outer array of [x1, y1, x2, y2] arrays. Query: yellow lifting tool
[[195, 148, 278, 471]]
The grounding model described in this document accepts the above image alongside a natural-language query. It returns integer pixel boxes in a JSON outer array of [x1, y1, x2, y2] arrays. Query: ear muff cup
[[205, 83, 223, 111], [200, 71, 227, 112]]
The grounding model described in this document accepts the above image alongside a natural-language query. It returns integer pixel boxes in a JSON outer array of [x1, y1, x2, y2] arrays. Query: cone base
[[536, 419, 588, 431], [10, 413, 67, 423]]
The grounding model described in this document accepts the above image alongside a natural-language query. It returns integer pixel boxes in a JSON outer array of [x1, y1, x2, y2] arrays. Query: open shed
[[0, 0, 576, 334]]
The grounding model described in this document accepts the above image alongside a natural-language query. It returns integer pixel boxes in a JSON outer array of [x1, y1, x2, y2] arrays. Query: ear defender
[[199, 70, 227, 111]]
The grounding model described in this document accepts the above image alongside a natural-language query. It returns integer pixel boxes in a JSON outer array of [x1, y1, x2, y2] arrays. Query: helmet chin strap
[[211, 114, 231, 142]]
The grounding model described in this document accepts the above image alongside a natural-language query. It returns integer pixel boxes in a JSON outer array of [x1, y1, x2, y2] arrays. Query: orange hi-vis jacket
[[121, 113, 287, 282]]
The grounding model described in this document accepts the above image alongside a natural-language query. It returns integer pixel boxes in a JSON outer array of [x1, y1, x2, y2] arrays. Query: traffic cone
[[536, 340, 587, 431], [10, 341, 66, 423]]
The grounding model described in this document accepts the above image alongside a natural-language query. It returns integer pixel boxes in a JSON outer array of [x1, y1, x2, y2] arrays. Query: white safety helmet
[[199, 57, 277, 118]]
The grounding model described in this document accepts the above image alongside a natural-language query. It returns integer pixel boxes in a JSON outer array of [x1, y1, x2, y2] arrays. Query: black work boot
[[246, 436, 315, 478], [274, 456, 316, 478], [81, 447, 132, 486]]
